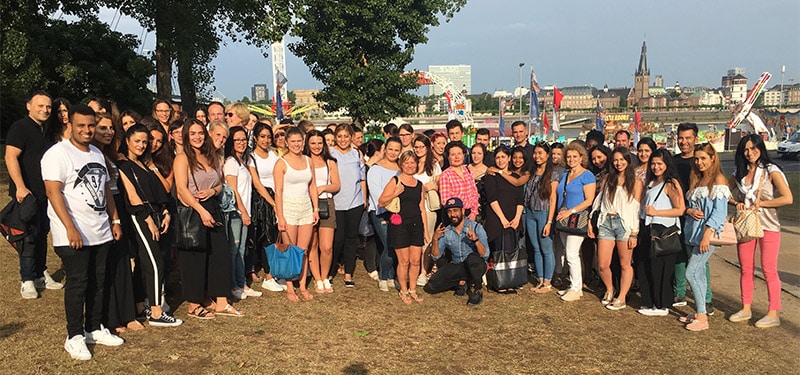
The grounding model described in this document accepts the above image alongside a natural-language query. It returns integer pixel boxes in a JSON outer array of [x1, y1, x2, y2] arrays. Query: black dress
[[483, 173, 523, 250]]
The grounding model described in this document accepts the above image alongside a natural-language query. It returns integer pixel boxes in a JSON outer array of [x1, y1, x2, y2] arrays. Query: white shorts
[[283, 196, 314, 226]]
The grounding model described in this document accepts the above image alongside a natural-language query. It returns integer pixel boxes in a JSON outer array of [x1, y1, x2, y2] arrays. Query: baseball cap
[[443, 197, 463, 210]]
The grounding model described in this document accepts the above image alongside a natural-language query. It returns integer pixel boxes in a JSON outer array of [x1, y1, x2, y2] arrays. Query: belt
[[606, 213, 619, 217]]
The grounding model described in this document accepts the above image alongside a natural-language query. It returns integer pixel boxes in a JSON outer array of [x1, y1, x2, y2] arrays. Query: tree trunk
[[176, 49, 196, 115], [154, 32, 172, 99]]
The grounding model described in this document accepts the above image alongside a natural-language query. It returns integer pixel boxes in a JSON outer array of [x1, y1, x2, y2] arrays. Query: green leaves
[[282, 0, 465, 124]]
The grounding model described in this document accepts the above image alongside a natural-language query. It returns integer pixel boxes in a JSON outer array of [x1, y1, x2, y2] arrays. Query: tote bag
[[265, 233, 305, 280]]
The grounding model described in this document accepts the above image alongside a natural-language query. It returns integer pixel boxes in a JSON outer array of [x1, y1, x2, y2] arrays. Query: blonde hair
[[225, 102, 250, 123], [690, 143, 723, 191], [207, 120, 229, 135], [565, 142, 589, 168]]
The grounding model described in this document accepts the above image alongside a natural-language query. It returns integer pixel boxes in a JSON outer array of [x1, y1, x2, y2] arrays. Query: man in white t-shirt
[[42, 104, 123, 361]]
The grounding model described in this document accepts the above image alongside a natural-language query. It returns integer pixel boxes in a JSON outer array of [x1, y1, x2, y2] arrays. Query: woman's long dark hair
[[510, 146, 532, 175], [304, 129, 336, 162], [734, 134, 781, 181], [119, 124, 153, 162], [224, 126, 252, 166], [413, 134, 436, 176], [646, 149, 681, 191], [605, 146, 636, 201], [590, 144, 612, 175], [182, 118, 219, 172], [45, 97, 72, 146], [360, 138, 384, 158], [533, 142, 554, 201], [147, 123, 173, 175]]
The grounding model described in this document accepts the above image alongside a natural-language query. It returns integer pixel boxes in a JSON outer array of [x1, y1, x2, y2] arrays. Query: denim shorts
[[597, 215, 629, 241]]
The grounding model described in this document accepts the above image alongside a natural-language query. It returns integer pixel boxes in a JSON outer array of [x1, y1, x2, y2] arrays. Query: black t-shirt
[[6, 116, 47, 198], [673, 153, 694, 194], [515, 142, 534, 160]]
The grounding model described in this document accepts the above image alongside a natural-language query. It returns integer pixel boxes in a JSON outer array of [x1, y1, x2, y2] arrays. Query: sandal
[[530, 283, 544, 292], [409, 290, 424, 303], [315, 280, 326, 294], [249, 272, 263, 282], [679, 313, 696, 324], [216, 304, 245, 317], [286, 292, 299, 302], [188, 306, 215, 320], [300, 290, 314, 301], [533, 284, 552, 294], [115, 327, 126, 334], [126, 320, 145, 331], [399, 291, 412, 305]]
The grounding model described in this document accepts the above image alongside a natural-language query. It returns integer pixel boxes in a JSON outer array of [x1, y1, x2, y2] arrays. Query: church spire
[[636, 40, 649, 75]]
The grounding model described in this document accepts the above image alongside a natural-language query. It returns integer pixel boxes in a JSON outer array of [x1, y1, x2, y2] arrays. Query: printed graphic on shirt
[[74, 162, 108, 211]]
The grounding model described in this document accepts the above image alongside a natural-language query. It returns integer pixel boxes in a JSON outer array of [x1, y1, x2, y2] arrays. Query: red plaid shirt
[[438, 166, 479, 216]]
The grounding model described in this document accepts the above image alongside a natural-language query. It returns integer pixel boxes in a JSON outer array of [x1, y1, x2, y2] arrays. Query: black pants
[[331, 206, 364, 277], [19, 198, 49, 281], [424, 252, 487, 293], [637, 252, 678, 309], [55, 242, 111, 338], [103, 238, 136, 330], [130, 214, 166, 306], [178, 199, 230, 303]]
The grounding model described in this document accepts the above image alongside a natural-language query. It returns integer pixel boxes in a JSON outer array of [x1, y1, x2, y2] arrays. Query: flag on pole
[[541, 108, 550, 137], [444, 91, 455, 120], [633, 109, 642, 145], [552, 86, 563, 133], [595, 101, 605, 131], [499, 98, 506, 136], [275, 70, 288, 120], [746, 112, 768, 133], [529, 68, 540, 120]]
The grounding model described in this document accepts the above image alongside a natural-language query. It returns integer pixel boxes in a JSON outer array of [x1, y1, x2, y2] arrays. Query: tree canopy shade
[[1, 0, 153, 133], [281, 0, 466, 124]]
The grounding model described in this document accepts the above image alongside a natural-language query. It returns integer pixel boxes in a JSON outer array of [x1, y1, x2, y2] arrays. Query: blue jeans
[[227, 211, 248, 289], [686, 245, 715, 314], [597, 215, 629, 241], [369, 211, 396, 280], [525, 209, 555, 281]]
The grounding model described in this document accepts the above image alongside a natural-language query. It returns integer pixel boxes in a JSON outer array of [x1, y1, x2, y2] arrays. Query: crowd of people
[[4, 92, 793, 361]]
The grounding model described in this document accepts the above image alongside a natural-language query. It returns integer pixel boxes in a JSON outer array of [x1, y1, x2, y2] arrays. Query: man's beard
[[449, 215, 463, 226]]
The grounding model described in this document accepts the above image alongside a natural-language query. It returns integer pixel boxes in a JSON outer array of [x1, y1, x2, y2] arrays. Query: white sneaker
[[652, 308, 669, 316], [560, 289, 582, 302], [232, 288, 246, 300], [243, 288, 262, 297], [43, 270, 64, 289], [20, 280, 38, 299], [262, 278, 285, 292], [416, 273, 428, 286], [378, 280, 389, 292], [85, 326, 124, 346], [64, 335, 91, 360]]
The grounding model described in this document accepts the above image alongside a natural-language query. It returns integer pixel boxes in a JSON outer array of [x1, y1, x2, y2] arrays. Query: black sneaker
[[706, 303, 715, 316], [149, 312, 183, 327], [136, 307, 151, 321], [454, 284, 467, 297], [467, 289, 483, 306]]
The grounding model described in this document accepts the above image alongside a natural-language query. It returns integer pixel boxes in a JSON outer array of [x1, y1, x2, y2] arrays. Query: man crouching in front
[[423, 198, 489, 306]]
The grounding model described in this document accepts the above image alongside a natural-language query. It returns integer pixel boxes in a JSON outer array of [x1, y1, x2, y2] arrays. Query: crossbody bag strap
[[559, 170, 569, 210], [754, 166, 767, 207], [129, 162, 159, 215], [646, 180, 668, 227]]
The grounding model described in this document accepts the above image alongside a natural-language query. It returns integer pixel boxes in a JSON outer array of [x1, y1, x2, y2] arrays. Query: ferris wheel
[[417, 71, 473, 125]]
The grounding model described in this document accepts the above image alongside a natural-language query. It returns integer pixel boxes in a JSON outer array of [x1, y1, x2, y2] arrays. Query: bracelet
[[546, 221, 552, 224], [111, 219, 121, 225], [630, 235, 638, 239], [151, 167, 159, 173], [314, 207, 320, 212]]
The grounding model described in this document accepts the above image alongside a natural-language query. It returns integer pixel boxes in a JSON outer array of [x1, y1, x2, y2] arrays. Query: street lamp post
[[518, 62, 525, 121], [780, 65, 785, 109]]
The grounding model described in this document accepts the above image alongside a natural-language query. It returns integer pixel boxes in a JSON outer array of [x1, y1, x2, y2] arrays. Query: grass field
[[0, 190, 799, 373]]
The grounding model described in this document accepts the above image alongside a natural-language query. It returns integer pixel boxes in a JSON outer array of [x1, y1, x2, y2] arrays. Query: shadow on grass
[[0, 322, 24, 340], [342, 363, 369, 375]]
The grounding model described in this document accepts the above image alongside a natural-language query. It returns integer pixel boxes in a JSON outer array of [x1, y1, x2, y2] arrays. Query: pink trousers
[[737, 230, 781, 311]]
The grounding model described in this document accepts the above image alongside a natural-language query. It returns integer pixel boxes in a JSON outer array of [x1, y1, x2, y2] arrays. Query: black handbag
[[554, 171, 589, 235], [318, 198, 330, 220], [173, 172, 206, 250], [486, 229, 528, 291], [647, 181, 681, 257]]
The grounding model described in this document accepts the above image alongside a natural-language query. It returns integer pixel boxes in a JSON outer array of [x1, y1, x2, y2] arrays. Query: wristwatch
[[570, 208, 577, 214]]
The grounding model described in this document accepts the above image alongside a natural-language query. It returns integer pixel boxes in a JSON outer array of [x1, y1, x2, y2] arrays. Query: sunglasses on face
[[226, 113, 234, 117], [276, 133, 286, 137]]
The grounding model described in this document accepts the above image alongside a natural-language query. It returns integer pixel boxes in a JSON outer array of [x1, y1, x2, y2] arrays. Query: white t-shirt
[[224, 156, 253, 216], [249, 150, 279, 190], [41, 141, 113, 247]]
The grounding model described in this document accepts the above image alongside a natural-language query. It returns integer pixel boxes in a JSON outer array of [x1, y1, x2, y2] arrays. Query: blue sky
[[104, 0, 800, 101]]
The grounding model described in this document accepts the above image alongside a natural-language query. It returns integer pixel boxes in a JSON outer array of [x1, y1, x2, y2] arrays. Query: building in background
[[251, 84, 269, 102], [427, 65, 471, 96], [721, 68, 747, 104]]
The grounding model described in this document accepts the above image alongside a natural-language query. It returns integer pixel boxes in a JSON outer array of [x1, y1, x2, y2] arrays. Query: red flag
[[634, 109, 642, 144], [541, 108, 550, 135], [553, 86, 564, 111]]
